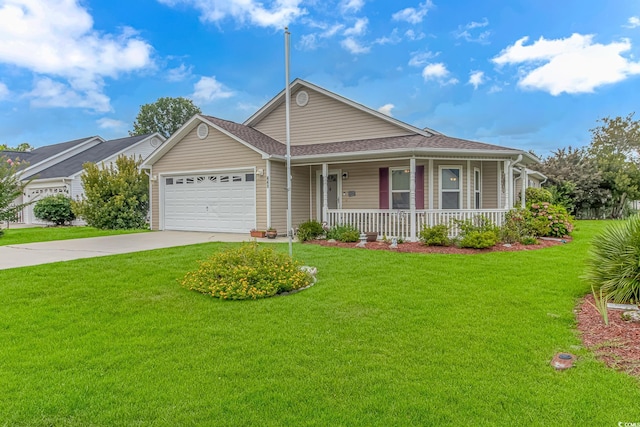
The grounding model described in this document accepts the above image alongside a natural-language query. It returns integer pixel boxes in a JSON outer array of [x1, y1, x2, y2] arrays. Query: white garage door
[[163, 171, 255, 233]]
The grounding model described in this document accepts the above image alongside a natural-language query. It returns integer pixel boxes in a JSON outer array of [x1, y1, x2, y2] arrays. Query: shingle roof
[[203, 115, 285, 155], [202, 114, 521, 159], [25, 134, 150, 179], [2, 136, 99, 170]]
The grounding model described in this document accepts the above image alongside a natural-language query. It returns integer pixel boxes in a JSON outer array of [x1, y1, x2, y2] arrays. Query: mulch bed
[[577, 295, 640, 377], [307, 237, 569, 254]]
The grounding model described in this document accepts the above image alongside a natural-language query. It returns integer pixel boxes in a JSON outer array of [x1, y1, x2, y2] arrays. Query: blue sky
[[1, 0, 639, 157]]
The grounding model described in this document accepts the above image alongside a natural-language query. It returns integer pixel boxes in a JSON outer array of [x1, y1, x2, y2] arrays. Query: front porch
[[326, 208, 509, 241]]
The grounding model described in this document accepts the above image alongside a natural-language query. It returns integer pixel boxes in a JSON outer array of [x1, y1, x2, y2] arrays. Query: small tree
[[0, 156, 31, 230], [33, 194, 76, 225], [130, 97, 202, 139], [72, 155, 149, 229]]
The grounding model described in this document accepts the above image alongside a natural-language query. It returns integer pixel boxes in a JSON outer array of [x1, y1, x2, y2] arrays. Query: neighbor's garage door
[[163, 171, 255, 232]]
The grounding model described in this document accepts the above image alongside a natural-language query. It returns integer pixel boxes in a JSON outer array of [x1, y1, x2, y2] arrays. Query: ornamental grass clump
[[584, 215, 640, 304], [180, 242, 314, 300]]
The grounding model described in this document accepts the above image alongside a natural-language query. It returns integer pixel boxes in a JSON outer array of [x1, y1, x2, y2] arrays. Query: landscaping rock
[[622, 311, 640, 323]]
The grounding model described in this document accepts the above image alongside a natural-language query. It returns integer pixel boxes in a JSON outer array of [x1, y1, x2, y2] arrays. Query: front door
[[316, 170, 341, 221]]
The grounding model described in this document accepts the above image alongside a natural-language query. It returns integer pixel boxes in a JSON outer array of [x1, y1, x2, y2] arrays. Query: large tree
[[588, 113, 640, 218], [0, 142, 34, 152], [130, 97, 202, 139], [538, 146, 610, 218]]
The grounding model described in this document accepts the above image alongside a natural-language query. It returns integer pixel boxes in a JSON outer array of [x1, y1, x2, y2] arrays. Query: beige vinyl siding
[[481, 161, 499, 209], [150, 125, 266, 230], [309, 160, 428, 214], [253, 88, 414, 145], [269, 162, 287, 233], [291, 166, 311, 228]]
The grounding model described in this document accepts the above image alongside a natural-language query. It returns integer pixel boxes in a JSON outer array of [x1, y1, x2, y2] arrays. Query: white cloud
[[159, 0, 306, 28], [392, 1, 433, 24], [340, 0, 364, 13], [378, 103, 394, 116], [97, 118, 128, 130], [421, 63, 458, 85], [0, 82, 8, 100], [166, 64, 193, 82], [468, 71, 485, 89], [26, 77, 111, 112], [192, 76, 234, 103], [493, 33, 640, 95], [405, 29, 425, 41], [341, 37, 370, 54], [626, 16, 640, 28], [408, 50, 438, 67], [454, 18, 490, 44], [375, 29, 401, 45], [297, 34, 318, 50], [343, 17, 368, 37], [488, 84, 503, 94], [0, 0, 153, 111]]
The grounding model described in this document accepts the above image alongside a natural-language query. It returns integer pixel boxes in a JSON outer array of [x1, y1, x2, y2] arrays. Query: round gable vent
[[197, 123, 209, 140], [150, 137, 160, 148], [296, 90, 309, 107]]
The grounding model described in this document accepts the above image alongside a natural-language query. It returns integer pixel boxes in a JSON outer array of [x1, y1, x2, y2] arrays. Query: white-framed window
[[390, 167, 410, 209], [440, 166, 461, 209], [474, 167, 481, 209]]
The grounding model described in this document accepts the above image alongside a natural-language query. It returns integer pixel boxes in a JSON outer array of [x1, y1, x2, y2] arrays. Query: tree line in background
[[537, 113, 640, 219]]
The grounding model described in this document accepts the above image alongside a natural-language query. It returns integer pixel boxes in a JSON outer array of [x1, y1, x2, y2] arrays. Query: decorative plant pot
[[365, 232, 378, 242], [250, 230, 266, 238], [266, 230, 278, 239]]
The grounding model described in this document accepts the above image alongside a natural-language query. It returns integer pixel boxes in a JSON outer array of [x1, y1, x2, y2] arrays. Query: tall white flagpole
[[285, 27, 293, 257]]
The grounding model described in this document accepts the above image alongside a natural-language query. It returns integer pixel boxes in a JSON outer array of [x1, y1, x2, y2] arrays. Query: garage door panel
[[163, 171, 255, 233]]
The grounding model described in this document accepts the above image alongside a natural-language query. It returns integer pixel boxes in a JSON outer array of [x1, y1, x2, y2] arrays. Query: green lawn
[[1, 221, 639, 425], [0, 226, 148, 246]]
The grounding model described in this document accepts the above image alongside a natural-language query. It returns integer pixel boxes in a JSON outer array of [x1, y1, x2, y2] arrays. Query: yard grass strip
[[0, 226, 148, 246], [0, 220, 639, 425]]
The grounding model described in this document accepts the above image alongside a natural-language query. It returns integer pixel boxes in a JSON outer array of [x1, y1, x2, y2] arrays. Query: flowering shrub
[[501, 208, 549, 243], [180, 242, 314, 300], [529, 202, 574, 237]]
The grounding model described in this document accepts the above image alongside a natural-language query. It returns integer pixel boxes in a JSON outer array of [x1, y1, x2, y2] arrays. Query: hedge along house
[[143, 79, 543, 241], [2, 133, 165, 225]]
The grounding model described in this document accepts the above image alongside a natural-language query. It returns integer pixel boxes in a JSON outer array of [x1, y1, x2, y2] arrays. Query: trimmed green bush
[[327, 224, 360, 242], [584, 215, 640, 304], [297, 220, 325, 242], [419, 224, 450, 246], [180, 242, 314, 300], [501, 208, 548, 243], [33, 194, 76, 225], [526, 187, 553, 204], [459, 230, 499, 249]]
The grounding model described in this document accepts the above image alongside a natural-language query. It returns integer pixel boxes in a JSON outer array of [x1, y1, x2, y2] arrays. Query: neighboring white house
[[1, 133, 165, 224]]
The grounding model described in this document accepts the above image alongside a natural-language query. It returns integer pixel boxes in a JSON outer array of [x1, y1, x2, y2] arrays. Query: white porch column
[[428, 159, 434, 210], [466, 160, 471, 210], [521, 168, 528, 208], [505, 160, 513, 208], [410, 157, 416, 242], [322, 163, 328, 223], [497, 161, 502, 209], [266, 159, 272, 228]]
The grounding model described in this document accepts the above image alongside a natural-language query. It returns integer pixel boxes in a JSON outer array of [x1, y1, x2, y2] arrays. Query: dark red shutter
[[416, 165, 425, 209], [379, 167, 389, 209]]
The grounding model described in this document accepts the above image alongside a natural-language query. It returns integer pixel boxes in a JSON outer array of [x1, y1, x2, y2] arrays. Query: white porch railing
[[326, 209, 509, 241]]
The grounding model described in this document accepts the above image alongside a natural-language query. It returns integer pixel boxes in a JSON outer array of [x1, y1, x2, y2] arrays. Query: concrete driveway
[[0, 231, 287, 270]]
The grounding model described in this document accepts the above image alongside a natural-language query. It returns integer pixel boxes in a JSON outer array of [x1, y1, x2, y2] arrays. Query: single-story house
[[2, 133, 165, 224], [142, 79, 544, 241]]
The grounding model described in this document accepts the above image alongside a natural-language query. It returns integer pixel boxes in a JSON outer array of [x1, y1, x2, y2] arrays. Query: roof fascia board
[[243, 79, 437, 137]]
